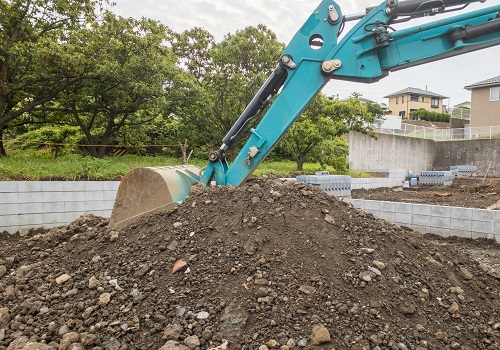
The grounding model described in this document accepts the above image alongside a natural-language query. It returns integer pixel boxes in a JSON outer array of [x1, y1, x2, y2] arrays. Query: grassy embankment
[[0, 153, 369, 181]]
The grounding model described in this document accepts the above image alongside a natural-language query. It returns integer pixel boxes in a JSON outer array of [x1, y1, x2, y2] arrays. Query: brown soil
[[352, 177, 500, 209], [1, 177, 499, 350]]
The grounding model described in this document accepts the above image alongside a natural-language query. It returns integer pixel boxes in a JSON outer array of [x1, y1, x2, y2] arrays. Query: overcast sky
[[111, 0, 500, 107]]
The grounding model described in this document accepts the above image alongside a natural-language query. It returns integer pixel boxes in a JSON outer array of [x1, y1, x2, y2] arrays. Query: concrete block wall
[[0, 181, 119, 234], [345, 198, 500, 243], [351, 177, 403, 190]]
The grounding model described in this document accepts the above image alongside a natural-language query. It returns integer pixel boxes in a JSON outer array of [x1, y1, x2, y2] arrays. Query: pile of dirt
[[352, 178, 500, 209], [1, 177, 499, 350]]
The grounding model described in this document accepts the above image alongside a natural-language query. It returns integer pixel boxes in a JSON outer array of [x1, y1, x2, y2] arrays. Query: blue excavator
[[109, 0, 500, 230]]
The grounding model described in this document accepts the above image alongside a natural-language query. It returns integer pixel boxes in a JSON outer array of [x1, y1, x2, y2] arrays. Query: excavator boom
[[109, 0, 500, 230]]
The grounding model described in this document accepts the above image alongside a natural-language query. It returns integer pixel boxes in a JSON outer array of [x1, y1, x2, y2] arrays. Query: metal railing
[[375, 124, 500, 141]]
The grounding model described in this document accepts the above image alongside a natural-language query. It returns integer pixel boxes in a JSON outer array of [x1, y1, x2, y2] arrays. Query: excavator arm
[[200, 0, 500, 187], [109, 0, 500, 230]]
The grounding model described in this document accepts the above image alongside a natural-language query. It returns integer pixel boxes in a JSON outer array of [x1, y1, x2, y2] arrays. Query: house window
[[410, 94, 419, 102], [396, 97, 399, 104], [421, 96, 425, 102], [402, 96, 405, 103], [399, 111, 405, 118], [431, 97, 439, 108], [491, 86, 500, 101]]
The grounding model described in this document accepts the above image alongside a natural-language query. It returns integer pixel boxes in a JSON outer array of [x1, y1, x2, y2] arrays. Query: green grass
[[0, 153, 370, 180]]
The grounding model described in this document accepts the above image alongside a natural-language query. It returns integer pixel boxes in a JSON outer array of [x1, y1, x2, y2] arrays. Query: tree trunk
[[0, 126, 6, 156], [180, 139, 188, 164], [296, 154, 306, 171]]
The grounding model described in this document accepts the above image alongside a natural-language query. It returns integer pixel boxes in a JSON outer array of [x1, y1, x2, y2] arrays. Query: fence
[[375, 124, 500, 141]]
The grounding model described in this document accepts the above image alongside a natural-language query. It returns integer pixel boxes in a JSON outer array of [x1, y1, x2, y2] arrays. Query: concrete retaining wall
[[0, 181, 119, 234], [347, 132, 500, 176], [347, 132, 435, 176], [345, 198, 500, 243], [434, 139, 500, 176]]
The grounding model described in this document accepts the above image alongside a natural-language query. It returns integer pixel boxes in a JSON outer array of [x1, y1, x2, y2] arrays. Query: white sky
[[111, 0, 500, 107]]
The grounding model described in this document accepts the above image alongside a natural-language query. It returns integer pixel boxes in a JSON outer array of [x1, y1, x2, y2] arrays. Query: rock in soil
[[0, 177, 499, 350]]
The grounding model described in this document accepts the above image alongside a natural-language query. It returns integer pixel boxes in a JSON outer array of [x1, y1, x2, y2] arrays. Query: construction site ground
[[0, 176, 499, 350], [351, 177, 500, 210]]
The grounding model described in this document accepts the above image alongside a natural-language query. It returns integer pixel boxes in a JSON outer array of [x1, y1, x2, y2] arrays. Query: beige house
[[464, 76, 500, 127], [384, 87, 448, 119]]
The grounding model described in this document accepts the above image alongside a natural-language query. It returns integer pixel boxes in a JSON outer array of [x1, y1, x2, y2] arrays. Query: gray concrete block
[[101, 209, 113, 217], [412, 204, 431, 216], [103, 200, 115, 210], [84, 200, 105, 211], [42, 201, 65, 213], [450, 207, 473, 219], [449, 230, 472, 239], [495, 222, 500, 235], [18, 181, 42, 192], [347, 199, 364, 209], [430, 226, 450, 237], [395, 212, 412, 225], [64, 182, 84, 191], [84, 181, 104, 191], [379, 201, 396, 212], [472, 209, 496, 222], [84, 191, 104, 201], [18, 192, 43, 203], [364, 200, 380, 211], [103, 191, 118, 201], [106, 182, 120, 191], [430, 205, 451, 217], [1, 192, 19, 204], [395, 202, 412, 214], [42, 212, 66, 225], [42, 191, 66, 202], [64, 211, 83, 223], [412, 214, 431, 226], [64, 191, 86, 202], [431, 216, 451, 228], [450, 218, 472, 231], [0, 202, 19, 215], [378, 211, 396, 222], [0, 215, 20, 227], [41, 182, 64, 191], [0, 182, 18, 192], [19, 202, 43, 214], [496, 211, 500, 223], [471, 220, 494, 234], [18, 214, 43, 225], [65, 201, 86, 212]]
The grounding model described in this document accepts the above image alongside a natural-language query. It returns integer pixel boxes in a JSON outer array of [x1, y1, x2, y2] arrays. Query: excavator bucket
[[108, 165, 202, 231]]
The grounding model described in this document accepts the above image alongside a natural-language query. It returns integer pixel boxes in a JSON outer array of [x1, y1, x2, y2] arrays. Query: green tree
[[278, 94, 376, 170], [0, 0, 103, 156], [171, 25, 285, 155], [36, 12, 178, 158], [365, 101, 384, 117]]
